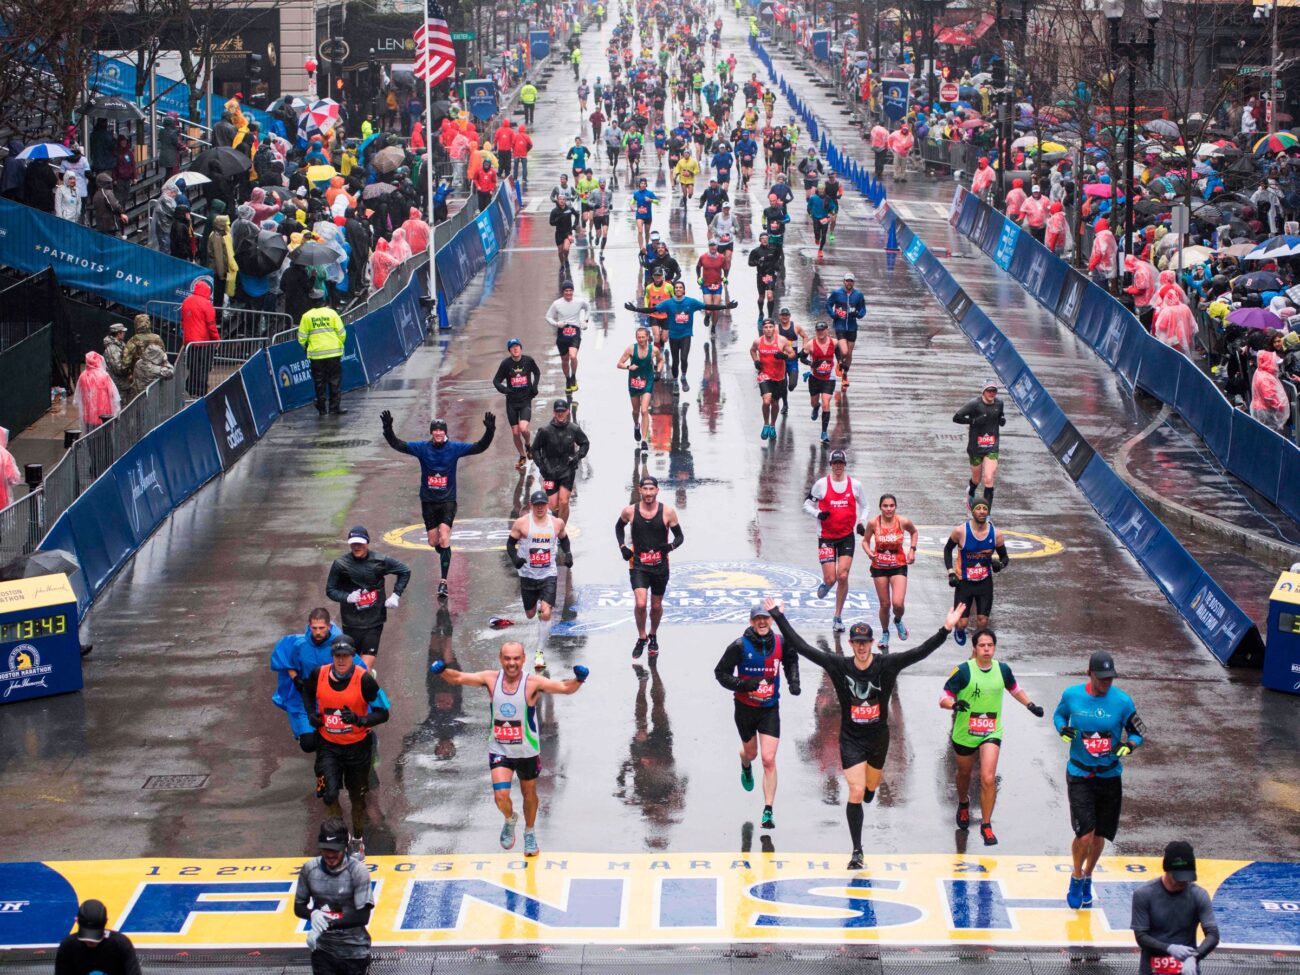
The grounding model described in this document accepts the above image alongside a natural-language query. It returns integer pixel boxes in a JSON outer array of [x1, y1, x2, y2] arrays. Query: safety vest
[[315, 667, 370, 745], [298, 306, 346, 360]]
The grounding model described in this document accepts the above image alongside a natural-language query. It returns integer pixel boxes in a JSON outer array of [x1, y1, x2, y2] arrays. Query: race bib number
[[1151, 959, 1183, 975], [510, 374, 529, 387], [426, 472, 449, 490], [675, 312, 689, 323], [637, 205, 649, 216], [850, 702, 881, 724], [750, 679, 774, 700], [817, 543, 835, 564], [977, 433, 997, 448], [742, 154, 754, 163], [356, 589, 378, 609], [762, 274, 773, 284], [528, 547, 552, 568], [1082, 734, 1113, 756], [542, 479, 555, 492], [967, 712, 997, 737], [597, 206, 608, 216], [965, 563, 990, 582], [562, 325, 577, 337], [875, 549, 900, 566], [768, 220, 781, 232], [720, 233, 732, 243], [630, 375, 648, 390], [493, 720, 523, 743], [323, 710, 355, 733], [815, 360, 833, 378], [637, 549, 663, 566]]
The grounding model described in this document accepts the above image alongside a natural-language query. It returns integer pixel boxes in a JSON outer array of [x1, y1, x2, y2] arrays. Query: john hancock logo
[[3, 644, 53, 698]]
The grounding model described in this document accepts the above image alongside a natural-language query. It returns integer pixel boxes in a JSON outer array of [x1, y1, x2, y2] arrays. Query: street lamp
[[1104, 0, 1161, 267]]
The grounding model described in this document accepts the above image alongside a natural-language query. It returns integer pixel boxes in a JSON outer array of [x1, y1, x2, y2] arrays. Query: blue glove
[[574, 664, 590, 682], [430, 660, 446, 675]]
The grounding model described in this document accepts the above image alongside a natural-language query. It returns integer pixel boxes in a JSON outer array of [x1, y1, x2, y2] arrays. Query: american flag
[[413, 0, 456, 85]]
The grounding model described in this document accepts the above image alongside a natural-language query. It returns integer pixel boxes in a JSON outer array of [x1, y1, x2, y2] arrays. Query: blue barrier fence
[[950, 187, 1300, 527], [749, 34, 1263, 667], [39, 188, 519, 617]]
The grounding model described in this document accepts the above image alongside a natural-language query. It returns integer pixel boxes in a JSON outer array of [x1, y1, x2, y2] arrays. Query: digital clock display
[[0, 614, 69, 642]]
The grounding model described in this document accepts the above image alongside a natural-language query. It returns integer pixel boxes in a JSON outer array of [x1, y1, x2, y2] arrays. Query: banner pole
[[423, 5, 439, 329]]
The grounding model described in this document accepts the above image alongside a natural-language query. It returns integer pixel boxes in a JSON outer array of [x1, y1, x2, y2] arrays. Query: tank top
[[870, 516, 906, 569], [628, 343, 655, 395], [818, 476, 858, 540], [630, 501, 669, 574], [778, 320, 799, 359], [489, 670, 540, 758], [758, 335, 785, 382], [809, 338, 836, 380], [959, 519, 997, 582], [519, 512, 558, 580], [734, 633, 783, 709], [315, 667, 370, 746], [949, 660, 1008, 748]]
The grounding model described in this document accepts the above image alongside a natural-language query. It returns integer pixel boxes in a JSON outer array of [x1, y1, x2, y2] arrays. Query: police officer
[[324, 526, 411, 671], [298, 286, 347, 416], [294, 818, 375, 974]]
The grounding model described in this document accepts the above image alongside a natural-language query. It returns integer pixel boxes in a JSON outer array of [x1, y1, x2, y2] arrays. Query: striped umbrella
[[16, 142, 73, 160], [1252, 131, 1299, 154]]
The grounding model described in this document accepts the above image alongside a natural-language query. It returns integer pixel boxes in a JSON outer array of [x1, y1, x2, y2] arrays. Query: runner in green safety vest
[[939, 628, 1045, 847]]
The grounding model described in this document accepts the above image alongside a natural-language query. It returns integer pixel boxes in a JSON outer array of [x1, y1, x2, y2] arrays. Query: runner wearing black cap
[[943, 496, 1008, 645], [1054, 650, 1145, 909], [530, 399, 590, 523], [615, 475, 684, 658], [1131, 841, 1220, 975], [294, 818, 374, 973], [324, 527, 411, 670], [765, 596, 965, 869], [492, 339, 541, 470], [55, 899, 141, 975], [799, 321, 838, 443], [713, 599, 801, 829], [301, 639, 391, 859], [953, 381, 1006, 509], [804, 449, 867, 634], [825, 273, 866, 389], [776, 307, 808, 410], [381, 409, 496, 598], [508, 490, 572, 671]]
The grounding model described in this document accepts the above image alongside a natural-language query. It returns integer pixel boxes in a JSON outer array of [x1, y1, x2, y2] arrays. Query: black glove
[[1027, 703, 1045, 718], [817, 510, 830, 521], [952, 699, 971, 713], [624, 300, 637, 310], [338, 707, 363, 726], [1059, 726, 1078, 742], [856, 523, 866, 536], [991, 560, 1003, 573], [484, 411, 496, 428], [380, 409, 394, 429], [788, 682, 801, 696], [308, 714, 323, 729], [948, 572, 959, 588], [753, 359, 763, 372], [737, 676, 763, 692], [511, 555, 526, 569], [292, 675, 306, 695], [561, 549, 574, 568], [620, 545, 634, 562]]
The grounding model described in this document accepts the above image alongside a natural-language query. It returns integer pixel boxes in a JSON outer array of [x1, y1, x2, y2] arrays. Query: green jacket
[[298, 306, 346, 360], [520, 83, 538, 105]]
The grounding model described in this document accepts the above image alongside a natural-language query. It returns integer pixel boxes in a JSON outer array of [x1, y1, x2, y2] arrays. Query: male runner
[[615, 475, 684, 658], [301, 637, 390, 859], [804, 449, 867, 633], [800, 321, 838, 443], [714, 600, 800, 829], [492, 339, 541, 470], [431, 642, 589, 857], [776, 307, 807, 411], [709, 201, 737, 271], [294, 818, 375, 969], [530, 399, 590, 523], [696, 239, 729, 311], [751, 317, 795, 441], [325, 526, 411, 669], [747, 233, 782, 321], [381, 410, 495, 599], [546, 281, 591, 394], [767, 597, 965, 869], [1054, 650, 1145, 909], [507, 490, 572, 671], [953, 381, 1006, 509], [825, 272, 866, 389], [589, 177, 614, 253], [862, 493, 918, 649], [943, 496, 1008, 644], [940, 628, 1045, 845], [1131, 841, 1220, 975], [631, 176, 660, 250]]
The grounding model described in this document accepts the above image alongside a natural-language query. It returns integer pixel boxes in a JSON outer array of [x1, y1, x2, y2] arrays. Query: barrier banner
[[1227, 410, 1285, 502], [37, 514, 90, 615], [111, 437, 173, 547], [153, 401, 221, 507], [528, 30, 551, 62], [354, 296, 406, 381], [811, 29, 830, 60], [463, 79, 499, 122], [1050, 419, 1096, 481], [341, 329, 369, 393], [61, 472, 137, 597], [267, 340, 315, 412], [239, 352, 281, 438], [881, 78, 909, 122], [393, 278, 426, 357], [1056, 271, 1090, 328], [476, 208, 500, 264], [205, 373, 257, 470], [0, 198, 213, 312], [1010, 232, 1065, 309]]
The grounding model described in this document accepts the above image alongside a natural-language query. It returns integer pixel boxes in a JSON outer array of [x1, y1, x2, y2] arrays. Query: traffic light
[[246, 53, 265, 83], [990, 56, 1006, 88]]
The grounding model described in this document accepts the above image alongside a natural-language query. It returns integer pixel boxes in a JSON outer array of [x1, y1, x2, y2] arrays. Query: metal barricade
[[145, 300, 186, 354], [218, 304, 293, 340], [41, 450, 78, 528], [72, 420, 117, 492], [1282, 378, 1300, 445], [180, 338, 268, 397], [0, 490, 44, 564]]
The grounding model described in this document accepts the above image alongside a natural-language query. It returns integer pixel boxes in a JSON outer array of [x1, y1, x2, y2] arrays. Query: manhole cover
[[293, 439, 372, 449], [143, 774, 209, 790]]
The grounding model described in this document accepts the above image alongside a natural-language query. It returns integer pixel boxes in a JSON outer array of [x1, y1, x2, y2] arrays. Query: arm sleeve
[[528, 359, 541, 393], [1053, 691, 1071, 734], [384, 555, 412, 595], [802, 478, 825, 517], [325, 561, 350, 604], [294, 864, 313, 919], [998, 402, 1007, 426], [1131, 887, 1162, 953], [465, 425, 496, 456], [1124, 705, 1145, 748], [782, 636, 801, 688], [999, 661, 1019, 693], [942, 663, 969, 698], [884, 627, 948, 672], [1194, 888, 1220, 959], [771, 609, 840, 669], [714, 640, 747, 691], [359, 672, 389, 725], [330, 905, 373, 930], [382, 425, 413, 454], [943, 536, 957, 571], [669, 522, 685, 549]]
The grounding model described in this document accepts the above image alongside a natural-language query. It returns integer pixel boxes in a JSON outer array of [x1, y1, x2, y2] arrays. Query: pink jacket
[[971, 165, 994, 195], [1020, 195, 1049, 228], [1124, 256, 1159, 308], [886, 129, 913, 154], [0, 426, 20, 509], [870, 125, 889, 149]]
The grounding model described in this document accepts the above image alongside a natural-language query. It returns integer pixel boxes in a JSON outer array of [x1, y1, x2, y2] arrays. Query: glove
[[1027, 703, 1045, 718], [952, 699, 971, 713], [788, 682, 801, 696], [430, 660, 447, 675], [1182, 958, 1199, 975], [346, 590, 362, 605], [754, 359, 764, 372], [561, 550, 574, 568], [306, 930, 320, 951], [1166, 946, 1196, 962], [308, 713, 323, 729], [817, 510, 830, 521], [1060, 727, 1078, 743], [511, 554, 526, 569], [380, 409, 394, 429], [385, 594, 400, 609], [856, 523, 866, 536], [338, 707, 362, 726], [624, 301, 636, 310], [574, 664, 590, 682], [948, 572, 959, 588], [310, 909, 331, 934], [620, 545, 634, 562], [991, 560, 1004, 573], [1116, 743, 1133, 758], [484, 411, 496, 428], [737, 676, 763, 692], [292, 675, 306, 695]]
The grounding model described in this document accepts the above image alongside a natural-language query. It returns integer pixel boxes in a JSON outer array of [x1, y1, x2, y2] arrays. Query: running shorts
[[968, 450, 1000, 466], [701, 282, 722, 295], [734, 700, 781, 742], [839, 728, 888, 770], [759, 379, 787, 399], [952, 737, 1001, 757], [809, 377, 836, 397], [490, 752, 541, 781], [818, 534, 855, 564], [556, 332, 583, 353], [1067, 773, 1123, 840], [869, 565, 908, 579], [520, 575, 558, 612], [955, 578, 994, 617], [422, 499, 458, 530], [833, 321, 858, 340], [593, 214, 610, 228], [629, 568, 669, 596], [342, 625, 383, 658], [540, 470, 576, 495], [506, 400, 533, 426]]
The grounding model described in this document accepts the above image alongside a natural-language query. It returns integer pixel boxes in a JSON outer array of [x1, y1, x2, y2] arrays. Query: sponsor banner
[[152, 400, 222, 507], [463, 78, 499, 122], [1, 855, 1297, 949], [111, 437, 172, 546], [810, 29, 830, 60], [881, 78, 909, 122], [239, 352, 281, 438], [528, 30, 551, 62], [205, 373, 258, 470], [0, 198, 213, 312], [269, 340, 316, 412], [354, 290, 408, 381]]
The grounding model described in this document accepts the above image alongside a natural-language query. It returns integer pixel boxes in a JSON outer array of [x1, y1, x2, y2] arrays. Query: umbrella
[[289, 240, 341, 265], [1026, 140, 1067, 154], [1237, 270, 1285, 292], [1252, 132, 1299, 154], [268, 95, 309, 115], [308, 98, 341, 118], [1143, 118, 1180, 139], [236, 229, 289, 276], [1134, 200, 1169, 215], [1226, 306, 1283, 329], [371, 146, 407, 173], [191, 146, 251, 178], [1248, 235, 1300, 259], [305, 164, 338, 183], [1083, 182, 1123, 198], [1178, 245, 1216, 264], [16, 142, 73, 161], [298, 113, 338, 137], [260, 185, 294, 202], [1220, 242, 1260, 257], [165, 171, 211, 191], [959, 118, 987, 130], [361, 182, 396, 199], [81, 95, 145, 121], [0, 549, 80, 581], [970, 72, 991, 83], [1190, 201, 1227, 225]]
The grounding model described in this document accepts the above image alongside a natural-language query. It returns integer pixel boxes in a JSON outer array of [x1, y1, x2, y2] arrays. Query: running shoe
[[1066, 875, 1085, 910], [500, 814, 519, 851], [534, 650, 546, 671], [681, 377, 690, 392], [740, 763, 755, 792], [516, 456, 528, 471], [640, 439, 648, 453], [647, 634, 660, 657], [829, 233, 836, 242], [523, 830, 539, 857], [633, 424, 642, 442], [820, 429, 830, 444], [780, 400, 788, 416], [832, 616, 845, 633], [847, 849, 864, 870], [816, 581, 832, 600], [956, 802, 970, 830], [811, 405, 820, 421], [348, 835, 366, 861], [895, 619, 909, 640], [570, 380, 579, 393], [760, 808, 775, 830], [980, 823, 998, 846], [816, 249, 823, 259], [878, 629, 889, 649], [1081, 877, 1094, 907], [437, 580, 449, 599], [953, 627, 967, 646], [633, 637, 647, 659]]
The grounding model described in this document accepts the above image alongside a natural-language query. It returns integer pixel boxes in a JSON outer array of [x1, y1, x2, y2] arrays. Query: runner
[[566, 136, 592, 178], [589, 177, 614, 254], [943, 496, 1008, 644], [940, 628, 1046, 845], [953, 381, 1006, 509], [776, 306, 807, 413], [492, 338, 541, 470], [861, 494, 918, 649], [804, 448, 867, 633], [381, 410, 495, 599], [1054, 650, 1145, 909], [825, 272, 866, 389], [709, 201, 737, 271], [766, 597, 966, 869], [713, 600, 801, 829], [545, 281, 591, 395], [549, 196, 580, 265], [617, 325, 663, 451], [696, 238, 729, 311], [530, 399, 590, 523], [640, 265, 675, 363], [430, 643, 590, 857], [615, 475, 685, 659], [294, 818, 375, 968], [799, 321, 837, 443], [672, 145, 700, 203], [324, 526, 411, 670], [575, 167, 600, 240], [734, 129, 758, 189], [751, 317, 795, 441], [301, 638, 390, 859], [631, 176, 660, 250], [761, 192, 789, 257], [507, 490, 572, 671]]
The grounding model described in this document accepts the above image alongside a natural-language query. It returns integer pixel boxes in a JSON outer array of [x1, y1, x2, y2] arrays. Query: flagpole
[[423, 3, 439, 328]]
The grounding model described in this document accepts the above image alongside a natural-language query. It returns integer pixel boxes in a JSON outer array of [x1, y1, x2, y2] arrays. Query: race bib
[[426, 472, 449, 490], [965, 563, 990, 582], [356, 589, 378, 609], [1082, 734, 1113, 756], [493, 720, 523, 743], [768, 220, 781, 232], [817, 543, 835, 563], [742, 154, 754, 163], [562, 325, 577, 337], [967, 712, 997, 737], [510, 374, 529, 387], [323, 710, 355, 733], [977, 433, 997, 448], [815, 359, 833, 377], [850, 702, 881, 724], [637, 205, 649, 216], [875, 549, 900, 566], [762, 274, 773, 284], [529, 547, 552, 568], [750, 679, 774, 700], [637, 549, 663, 566], [1151, 958, 1183, 975], [542, 479, 555, 492], [675, 312, 688, 323], [719, 233, 732, 242], [630, 375, 648, 390]]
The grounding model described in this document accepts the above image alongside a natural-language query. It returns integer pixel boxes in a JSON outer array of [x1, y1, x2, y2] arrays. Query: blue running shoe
[[1066, 875, 1085, 910], [896, 619, 909, 640], [878, 628, 890, 650], [953, 628, 967, 646], [500, 814, 518, 851], [523, 830, 539, 857], [1081, 876, 1094, 907], [816, 581, 832, 600], [820, 429, 830, 444]]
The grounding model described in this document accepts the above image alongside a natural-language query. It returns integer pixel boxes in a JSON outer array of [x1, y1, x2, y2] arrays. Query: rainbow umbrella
[[1252, 131, 1299, 154]]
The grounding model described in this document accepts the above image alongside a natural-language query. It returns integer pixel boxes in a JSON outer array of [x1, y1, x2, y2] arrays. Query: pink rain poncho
[[369, 237, 400, 290], [1152, 293, 1196, 353], [1154, 269, 1185, 306], [0, 426, 20, 509], [403, 208, 430, 255], [971, 158, 994, 196], [1088, 218, 1119, 280], [73, 351, 122, 428], [388, 227, 413, 262], [1123, 255, 1159, 309], [1251, 351, 1291, 430]]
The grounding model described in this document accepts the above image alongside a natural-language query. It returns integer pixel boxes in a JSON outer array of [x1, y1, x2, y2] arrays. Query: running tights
[[669, 337, 692, 378], [436, 545, 451, 578], [813, 219, 828, 248]]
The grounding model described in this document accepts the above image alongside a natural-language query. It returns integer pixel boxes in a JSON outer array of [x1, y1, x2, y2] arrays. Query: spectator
[[213, 108, 238, 148], [406, 93, 423, 136], [410, 118, 425, 151], [298, 288, 347, 415], [102, 322, 133, 400], [122, 312, 164, 378], [389, 226, 413, 262], [1251, 350, 1291, 430], [520, 80, 539, 125], [92, 172, 128, 235], [22, 156, 58, 212], [170, 202, 198, 260], [0, 426, 20, 510], [1020, 184, 1048, 242], [88, 120, 115, 177], [148, 184, 179, 251], [111, 134, 136, 206], [73, 351, 122, 429], [1089, 217, 1119, 288], [403, 207, 430, 254], [61, 150, 91, 211], [131, 338, 174, 398], [282, 260, 315, 325], [432, 178, 451, 223], [494, 118, 515, 178], [54, 899, 141, 975], [369, 237, 399, 290], [511, 124, 533, 183], [54, 172, 82, 221], [473, 159, 499, 212], [1153, 292, 1195, 354], [0, 139, 26, 201], [181, 279, 220, 396], [208, 214, 237, 312], [159, 113, 184, 177], [343, 207, 372, 296], [1004, 178, 1027, 220], [887, 123, 912, 182]]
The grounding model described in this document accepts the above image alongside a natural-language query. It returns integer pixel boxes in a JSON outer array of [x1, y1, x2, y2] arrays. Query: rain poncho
[[0, 426, 20, 509], [270, 620, 352, 738], [1124, 255, 1158, 308], [1268, 295, 1295, 322], [148, 186, 178, 252], [1045, 202, 1071, 256], [1154, 269, 1186, 306], [73, 351, 122, 428], [1088, 219, 1119, 280], [310, 221, 349, 286], [389, 227, 413, 262], [369, 237, 400, 290], [1250, 351, 1291, 430], [1152, 292, 1196, 353], [971, 157, 994, 196], [403, 208, 430, 254], [1004, 180, 1027, 219], [248, 187, 279, 224]]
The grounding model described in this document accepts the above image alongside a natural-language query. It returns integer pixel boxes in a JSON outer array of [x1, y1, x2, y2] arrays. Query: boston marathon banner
[[0, 198, 212, 312]]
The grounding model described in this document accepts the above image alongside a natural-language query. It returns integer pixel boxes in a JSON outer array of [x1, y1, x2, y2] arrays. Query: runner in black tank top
[[615, 476, 685, 659]]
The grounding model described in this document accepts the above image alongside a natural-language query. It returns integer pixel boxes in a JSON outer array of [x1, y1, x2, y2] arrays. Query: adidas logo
[[224, 397, 245, 451]]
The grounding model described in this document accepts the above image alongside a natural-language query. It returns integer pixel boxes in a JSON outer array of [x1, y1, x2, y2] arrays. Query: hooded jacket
[[123, 313, 165, 375], [103, 329, 132, 396], [402, 208, 430, 254], [369, 237, 400, 290], [0, 426, 20, 509], [181, 281, 219, 344], [131, 341, 174, 397], [73, 351, 121, 428], [22, 158, 57, 212], [1250, 351, 1290, 429], [92, 172, 126, 234], [1, 139, 27, 196]]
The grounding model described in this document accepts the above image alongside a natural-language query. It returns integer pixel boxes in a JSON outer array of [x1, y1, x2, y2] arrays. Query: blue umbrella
[[16, 142, 72, 161]]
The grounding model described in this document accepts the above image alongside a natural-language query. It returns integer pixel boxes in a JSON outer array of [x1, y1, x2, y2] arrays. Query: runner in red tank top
[[750, 318, 794, 442], [803, 450, 867, 633], [862, 494, 919, 649], [800, 322, 839, 443]]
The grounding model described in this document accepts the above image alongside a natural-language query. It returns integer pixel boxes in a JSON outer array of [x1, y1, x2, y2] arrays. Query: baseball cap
[[779, 306, 791, 315], [318, 820, 349, 850], [829, 448, 847, 464], [346, 526, 370, 545], [848, 621, 874, 642], [109, 322, 127, 333], [749, 600, 771, 619], [331, 635, 356, 657], [75, 900, 108, 943], [529, 489, 549, 505], [507, 338, 522, 349], [553, 398, 570, 412], [1031, 184, 1041, 192], [815, 321, 829, 330], [1163, 841, 1197, 882], [1088, 650, 1118, 678], [639, 475, 659, 487], [843, 272, 855, 281], [983, 380, 998, 391]]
